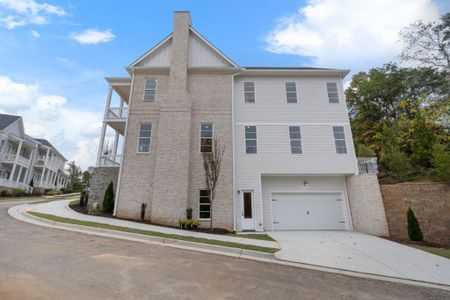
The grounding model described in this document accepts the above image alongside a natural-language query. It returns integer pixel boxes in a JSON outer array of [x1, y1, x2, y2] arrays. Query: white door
[[241, 191, 254, 230], [272, 193, 347, 230]]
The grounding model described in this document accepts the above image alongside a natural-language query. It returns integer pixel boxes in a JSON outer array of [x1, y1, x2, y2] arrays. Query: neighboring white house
[[0, 113, 69, 192], [91, 11, 388, 236]]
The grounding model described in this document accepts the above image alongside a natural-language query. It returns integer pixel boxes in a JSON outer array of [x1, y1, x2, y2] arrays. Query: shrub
[[356, 143, 376, 157], [381, 148, 414, 181], [103, 181, 114, 213], [186, 208, 193, 220], [0, 189, 9, 197], [407, 207, 424, 241], [45, 190, 62, 196], [11, 188, 27, 197], [429, 143, 450, 182]]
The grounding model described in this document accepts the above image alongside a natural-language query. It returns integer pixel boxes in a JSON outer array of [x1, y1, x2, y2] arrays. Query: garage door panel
[[272, 193, 347, 230]]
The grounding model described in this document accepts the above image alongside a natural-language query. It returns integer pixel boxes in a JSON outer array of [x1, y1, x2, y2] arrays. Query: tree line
[[346, 13, 450, 182]]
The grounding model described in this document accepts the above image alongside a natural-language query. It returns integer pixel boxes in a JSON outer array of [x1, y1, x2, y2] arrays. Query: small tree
[[81, 170, 92, 191], [407, 207, 424, 241], [202, 137, 224, 230], [103, 181, 115, 213]]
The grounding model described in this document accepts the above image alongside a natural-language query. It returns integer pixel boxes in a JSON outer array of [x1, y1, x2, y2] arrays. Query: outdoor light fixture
[[237, 190, 240, 194], [304, 180, 309, 186]]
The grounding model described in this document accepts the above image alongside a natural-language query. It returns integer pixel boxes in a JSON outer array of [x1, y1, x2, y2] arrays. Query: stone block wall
[[346, 174, 390, 237], [88, 166, 119, 210], [380, 182, 450, 247]]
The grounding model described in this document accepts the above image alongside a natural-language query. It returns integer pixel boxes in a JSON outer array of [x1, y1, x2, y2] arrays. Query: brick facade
[[346, 174, 389, 237], [380, 182, 450, 247], [88, 166, 119, 210]]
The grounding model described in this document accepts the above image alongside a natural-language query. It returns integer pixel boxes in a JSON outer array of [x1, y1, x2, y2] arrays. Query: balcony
[[106, 107, 128, 119], [0, 178, 31, 191], [99, 154, 122, 167], [357, 157, 378, 174], [0, 153, 30, 166]]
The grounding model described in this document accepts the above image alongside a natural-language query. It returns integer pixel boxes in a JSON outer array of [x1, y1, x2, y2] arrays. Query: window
[[137, 123, 152, 153], [326, 82, 339, 103], [143, 78, 156, 101], [289, 126, 302, 154], [286, 82, 298, 103], [244, 82, 255, 103], [200, 123, 213, 153], [245, 126, 257, 154], [199, 190, 211, 219], [332, 126, 347, 154]]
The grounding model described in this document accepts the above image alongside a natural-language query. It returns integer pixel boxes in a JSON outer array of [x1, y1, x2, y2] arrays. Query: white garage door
[[271, 193, 347, 230]]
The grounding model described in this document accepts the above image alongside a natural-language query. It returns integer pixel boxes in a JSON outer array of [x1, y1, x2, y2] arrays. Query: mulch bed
[[69, 203, 231, 234]]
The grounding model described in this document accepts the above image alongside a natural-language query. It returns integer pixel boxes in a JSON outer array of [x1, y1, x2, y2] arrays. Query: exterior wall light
[[304, 180, 309, 187]]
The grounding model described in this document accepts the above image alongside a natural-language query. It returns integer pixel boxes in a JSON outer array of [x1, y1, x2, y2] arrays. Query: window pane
[[327, 82, 339, 103], [246, 139, 256, 147], [145, 79, 156, 89], [244, 93, 255, 103], [336, 146, 347, 154], [201, 123, 212, 131], [200, 190, 210, 197], [244, 82, 255, 91], [199, 211, 210, 219], [286, 82, 296, 91], [246, 146, 257, 154], [140, 124, 152, 131], [243, 192, 252, 219], [144, 90, 155, 101]]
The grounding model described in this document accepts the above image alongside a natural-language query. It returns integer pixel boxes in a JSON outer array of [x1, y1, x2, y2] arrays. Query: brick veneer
[[88, 166, 119, 210], [380, 182, 450, 247]]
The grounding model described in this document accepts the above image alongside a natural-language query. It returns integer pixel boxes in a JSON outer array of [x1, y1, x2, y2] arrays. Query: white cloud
[[70, 29, 115, 45], [0, 0, 66, 29], [0, 75, 102, 169], [30, 29, 40, 37], [265, 0, 440, 72]]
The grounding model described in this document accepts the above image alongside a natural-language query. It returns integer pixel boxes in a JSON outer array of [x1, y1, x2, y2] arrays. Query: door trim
[[241, 190, 255, 230]]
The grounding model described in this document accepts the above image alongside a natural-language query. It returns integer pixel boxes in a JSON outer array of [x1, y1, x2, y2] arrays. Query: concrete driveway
[[268, 231, 450, 286]]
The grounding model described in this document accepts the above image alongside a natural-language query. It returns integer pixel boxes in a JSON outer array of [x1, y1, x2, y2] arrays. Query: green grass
[[228, 233, 275, 242], [69, 199, 80, 206], [28, 211, 279, 254], [409, 245, 450, 259]]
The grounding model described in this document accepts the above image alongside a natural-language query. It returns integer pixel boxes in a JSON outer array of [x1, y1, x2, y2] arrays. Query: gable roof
[[33, 138, 67, 161], [129, 27, 239, 69], [0, 113, 21, 130]]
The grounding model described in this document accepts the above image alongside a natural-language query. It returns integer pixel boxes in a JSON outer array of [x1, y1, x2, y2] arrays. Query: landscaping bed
[[28, 211, 279, 253]]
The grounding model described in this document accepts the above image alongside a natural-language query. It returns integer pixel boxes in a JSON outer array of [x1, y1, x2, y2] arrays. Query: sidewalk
[[24, 199, 278, 249]]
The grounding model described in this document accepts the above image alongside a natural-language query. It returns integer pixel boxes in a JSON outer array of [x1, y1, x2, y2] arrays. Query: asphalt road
[[0, 200, 449, 300]]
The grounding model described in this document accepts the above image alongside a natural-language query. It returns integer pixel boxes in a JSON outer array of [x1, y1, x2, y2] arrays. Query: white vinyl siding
[[244, 82, 255, 103], [137, 123, 152, 153], [289, 126, 302, 154], [200, 123, 213, 153], [285, 82, 298, 103], [199, 190, 211, 219], [245, 126, 257, 154], [233, 76, 357, 231], [332, 126, 347, 154], [326, 82, 339, 103], [143, 79, 157, 101]]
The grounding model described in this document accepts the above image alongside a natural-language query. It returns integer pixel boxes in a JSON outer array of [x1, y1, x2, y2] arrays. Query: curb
[[8, 203, 450, 292]]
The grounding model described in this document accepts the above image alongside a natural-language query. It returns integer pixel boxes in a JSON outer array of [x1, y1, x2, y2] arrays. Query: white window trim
[[143, 78, 157, 102], [332, 126, 347, 154], [245, 125, 258, 154], [285, 82, 298, 104], [199, 123, 214, 153], [198, 189, 211, 220], [326, 82, 340, 104], [288, 125, 303, 155], [243, 81, 256, 104], [136, 123, 152, 154]]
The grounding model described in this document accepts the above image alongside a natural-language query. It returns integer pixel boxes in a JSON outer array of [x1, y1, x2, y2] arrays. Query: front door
[[241, 191, 254, 230]]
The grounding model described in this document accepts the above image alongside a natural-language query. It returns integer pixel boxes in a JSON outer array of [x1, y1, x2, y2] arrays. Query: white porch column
[[9, 140, 23, 182], [16, 166, 23, 186], [40, 148, 50, 186], [96, 85, 114, 167], [39, 169, 45, 186]]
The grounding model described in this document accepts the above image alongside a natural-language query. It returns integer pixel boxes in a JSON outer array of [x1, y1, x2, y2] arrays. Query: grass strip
[[409, 245, 450, 259], [227, 233, 275, 242], [28, 211, 279, 254]]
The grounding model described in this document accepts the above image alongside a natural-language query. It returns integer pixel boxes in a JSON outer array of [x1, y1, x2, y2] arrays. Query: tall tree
[[66, 161, 82, 191], [400, 12, 450, 72], [81, 170, 92, 191], [202, 137, 225, 230]]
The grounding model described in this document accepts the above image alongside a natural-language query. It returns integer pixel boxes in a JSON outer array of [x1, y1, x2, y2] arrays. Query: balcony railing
[[107, 107, 128, 119], [99, 154, 122, 166], [0, 153, 30, 166], [357, 157, 378, 174], [0, 178, 31, 192]]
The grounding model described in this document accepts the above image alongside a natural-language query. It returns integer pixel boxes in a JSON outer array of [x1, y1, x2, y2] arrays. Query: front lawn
[[28, 211, 279, 254], [409, 245, 450, 259], [228, 233, 275, 242]]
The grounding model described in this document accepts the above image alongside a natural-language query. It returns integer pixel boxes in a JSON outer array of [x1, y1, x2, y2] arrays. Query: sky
[[0, 0, 448, 169]]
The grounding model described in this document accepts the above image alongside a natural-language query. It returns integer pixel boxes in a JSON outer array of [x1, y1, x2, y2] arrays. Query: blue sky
[[0, 0, 448, 168]]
